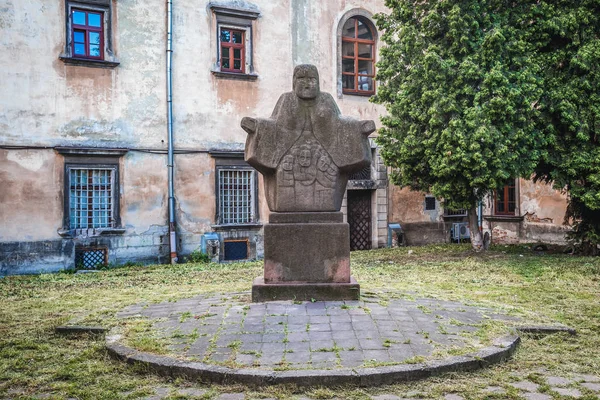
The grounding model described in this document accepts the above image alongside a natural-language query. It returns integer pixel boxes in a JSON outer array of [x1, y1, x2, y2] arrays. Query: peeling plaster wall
[[0, 0, 394, 274], [479, 179, 569, 245], [519, 179, 567, 225], [0, 150, 63, 242]]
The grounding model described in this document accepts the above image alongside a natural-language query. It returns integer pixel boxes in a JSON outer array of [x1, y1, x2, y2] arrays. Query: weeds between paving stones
[[1, 244, 599, 399]]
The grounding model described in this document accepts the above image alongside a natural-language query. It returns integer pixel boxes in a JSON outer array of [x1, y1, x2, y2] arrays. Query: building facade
[[0, 0, 569, 275]]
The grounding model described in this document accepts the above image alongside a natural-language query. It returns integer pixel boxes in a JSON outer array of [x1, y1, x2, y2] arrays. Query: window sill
[[342, 91, 374, 97], [211, 70, 258, 81], [212, 223, 262, 230], [59, 56, 120, 69], [442, 214, 468, 219], [58, 227, 126, 238], [483, 215, 524, 222]]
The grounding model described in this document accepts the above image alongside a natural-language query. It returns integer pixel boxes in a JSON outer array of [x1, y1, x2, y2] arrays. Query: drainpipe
[[167, 0, 178, 264], [478, 200, 483, 232]]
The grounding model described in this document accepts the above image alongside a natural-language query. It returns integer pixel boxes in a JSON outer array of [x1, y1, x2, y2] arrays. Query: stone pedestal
[[252, 212, 360, 302]]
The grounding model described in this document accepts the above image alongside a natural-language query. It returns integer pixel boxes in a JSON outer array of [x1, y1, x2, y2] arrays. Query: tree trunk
[[468, 207, 484, 251]]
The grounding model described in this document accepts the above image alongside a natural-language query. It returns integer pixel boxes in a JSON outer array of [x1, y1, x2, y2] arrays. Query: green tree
[[530, 1, 600, 255], [373, 0, 545, 250]]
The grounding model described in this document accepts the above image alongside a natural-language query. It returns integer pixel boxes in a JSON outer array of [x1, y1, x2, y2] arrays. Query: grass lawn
[[0, 244, 599, 399]]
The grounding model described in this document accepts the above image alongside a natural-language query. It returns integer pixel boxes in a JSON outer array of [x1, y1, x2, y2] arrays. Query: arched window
[[341, 16, 376, 96]]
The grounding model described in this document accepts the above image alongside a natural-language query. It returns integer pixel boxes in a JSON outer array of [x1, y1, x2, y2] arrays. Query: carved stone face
[[293, 65, 320, 100], [298, 149, 312, 167], [282, 155, 294, 171], [317, 156, 330, 171]]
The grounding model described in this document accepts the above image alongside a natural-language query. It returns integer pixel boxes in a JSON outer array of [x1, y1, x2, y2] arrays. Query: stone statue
[[241, 65, 375, 301], [241, 64, 376, 212]]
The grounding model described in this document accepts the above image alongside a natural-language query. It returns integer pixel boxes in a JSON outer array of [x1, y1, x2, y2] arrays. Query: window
[[217, 168, 257, 225], [495, 182, 517, 215], [210, 3, 259, 79], [425, 196, 436, 211], [60, 1, 119, 67], [57, 147, 126, 236], [68, 167, 115, 229], [71, 9, 103, 59], [220, 28, 245, 73], [341, 16, 376, 95]]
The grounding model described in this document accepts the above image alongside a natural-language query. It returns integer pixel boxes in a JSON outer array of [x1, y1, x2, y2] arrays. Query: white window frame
[[217, 23, 252, 73]]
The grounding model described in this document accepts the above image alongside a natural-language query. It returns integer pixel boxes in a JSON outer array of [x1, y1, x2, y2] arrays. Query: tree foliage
[[374, 0, 600, 252], [373, 0, 544, 212], [529, 0, 600, 254]]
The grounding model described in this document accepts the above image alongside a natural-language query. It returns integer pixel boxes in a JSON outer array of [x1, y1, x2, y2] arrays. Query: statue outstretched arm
[[241, 117, 257, 135]]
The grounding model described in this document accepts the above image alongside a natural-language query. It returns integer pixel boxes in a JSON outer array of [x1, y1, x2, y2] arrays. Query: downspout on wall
[[167, 0, 178, 264]]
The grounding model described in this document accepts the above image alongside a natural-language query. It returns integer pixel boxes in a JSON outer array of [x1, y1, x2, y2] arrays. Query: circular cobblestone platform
[[107, 292, 521, 386]]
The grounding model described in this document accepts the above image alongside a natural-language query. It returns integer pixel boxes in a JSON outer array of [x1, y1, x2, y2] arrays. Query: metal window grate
[[218, 169, 254, 225], [223, 239, 249, 261], [445, 209, 467, 216], [349, 165, 371, 181], [69, 168, 114, 229], [425, 196, 436, 211], [75, 247, 108, 269]]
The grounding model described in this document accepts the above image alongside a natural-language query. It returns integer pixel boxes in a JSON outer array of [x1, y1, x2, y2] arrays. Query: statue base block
[[252, 276, 360, 302], [253, 211, 360, 302]]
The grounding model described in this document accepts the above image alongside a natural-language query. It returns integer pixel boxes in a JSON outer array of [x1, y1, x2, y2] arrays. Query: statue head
[[293, 64, 320, 100]]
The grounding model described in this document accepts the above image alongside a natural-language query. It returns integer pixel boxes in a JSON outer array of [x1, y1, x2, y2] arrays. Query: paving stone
[[178, 388, 208, 397], [482, 386, 506, 394], [288, 332, 309, 342], [258, 353, 284, 365], [370, 395, 406, 400], [143, 387, 170, 400], [216, 394, 245, 400], [522, 393, 552, 400], [581, 382, 600, 392], [308, 331, 333, 341], [309, 323, 332, 332], [287, 324, 308, 333], [309, 315, 330, 324], [311, 351, 338, 363], [262, 333, 286, 342], [546, 376, 573, 386], [444, 395, 465, 400], [359, 338, 386, 350], [310, 339, 335, 350], [287, 341, 310, 352], [509, 381, 540, 392], [331, 330, 357, 340], [334, 338, 360, 350], [574, 374, 600, 383], [285, 351, 311, 364], [551, 387, 582, 398], [363, 349, 391, 362]]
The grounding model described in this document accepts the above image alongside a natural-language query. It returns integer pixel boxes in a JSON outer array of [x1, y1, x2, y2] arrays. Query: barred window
[[218, 168, 256, 225], [425, 196, 436, 211], [68, 167, 115, 229]]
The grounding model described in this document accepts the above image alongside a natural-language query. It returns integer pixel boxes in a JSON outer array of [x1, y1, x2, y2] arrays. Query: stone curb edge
[[105, 332, 520, 387]]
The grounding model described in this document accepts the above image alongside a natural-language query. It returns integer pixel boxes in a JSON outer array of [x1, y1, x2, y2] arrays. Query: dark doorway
[[347, 190, 372, 250]]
